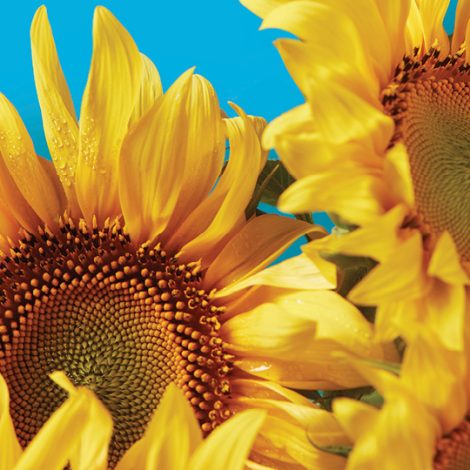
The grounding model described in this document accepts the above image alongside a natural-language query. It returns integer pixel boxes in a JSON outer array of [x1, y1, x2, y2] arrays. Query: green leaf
[[258, 160, 295, 206], [308, 441, 352, 459], [245, 161, 281, 218], [360, 390, 384, 408]]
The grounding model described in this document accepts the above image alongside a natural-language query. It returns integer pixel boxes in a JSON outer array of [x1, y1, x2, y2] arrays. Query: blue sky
[[0, 0, 458, 257]]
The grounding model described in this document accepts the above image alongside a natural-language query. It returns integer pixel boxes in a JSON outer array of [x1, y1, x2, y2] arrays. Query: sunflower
[[325, 329, 470, 470], [241, 0, 470, 349], [0, 6, 395, 469]]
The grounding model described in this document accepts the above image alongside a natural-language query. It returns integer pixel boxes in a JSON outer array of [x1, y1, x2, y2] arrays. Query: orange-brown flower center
[[383, 48, 470, 260], [434, 416, 470, 470], [0, 217, 233, 467]]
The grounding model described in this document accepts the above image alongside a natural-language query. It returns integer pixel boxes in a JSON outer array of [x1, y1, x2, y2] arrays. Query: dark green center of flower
[[383, 48, 470, 260], [0, 218, 232, 467], [434, 416, 470, 470]]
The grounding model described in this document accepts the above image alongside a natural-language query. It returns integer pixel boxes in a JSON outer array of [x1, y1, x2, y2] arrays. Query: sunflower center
[[0, 218, 232, 467], [383, 48, 470, 260], [434, 416, 470, 470]]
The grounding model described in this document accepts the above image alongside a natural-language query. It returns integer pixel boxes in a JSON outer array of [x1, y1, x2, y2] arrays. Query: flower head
[[0, 6, 394, 468], [242, 0, 470, 349]]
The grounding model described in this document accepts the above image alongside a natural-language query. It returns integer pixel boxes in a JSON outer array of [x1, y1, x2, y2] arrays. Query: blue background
[[0, 0, 458, 258]]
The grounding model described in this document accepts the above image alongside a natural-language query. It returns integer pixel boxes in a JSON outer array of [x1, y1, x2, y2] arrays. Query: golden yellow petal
[[15, 371, 112, 470], [336, 391, 439, 470], [466, 17, 470, 62], [333, 398, 378, 442], [163, 75, 225, 238], [401, 332, 467, 432], [0, 95, 65, 228], [174, 106, 264, 262], [405, 0, 426, 52], [205, 215, 322, 288], [417, 0, 451, 54], [255, 414, 345, 469], [30, 6, 81, 216], [306, 79, 393, 150], [189, 410, 266, 470], [262, 2, 377, 91], [76, 6, 142, 224], [116, 383, 202, 470], [231, 378, 314, 407], [375, 0, 412, 65], [374, 298, 416, 343], [263, 103, 313, 149], [452, 0, 470, 51], [274, 39, 377, 106], [349, 231, 427, 305], [214, 253, 335, 298], [0, 196, 22, 248], [302, 243, 338, 288], [222, 290, 396, 389], [278, 171, 388, 226], [425, 280, 466, 350], [120, 69, 194, 243], [428, 231, 470, 285], [276, 132, 382, 181], [312, 205, 407, 263], [129, 54, 163, 126], [0, 374, 21, 470], [383, 143, 415, 207]]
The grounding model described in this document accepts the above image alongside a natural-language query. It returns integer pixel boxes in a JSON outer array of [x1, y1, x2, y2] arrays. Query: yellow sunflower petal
[[163, 75, 225, 237], [254, 414, 346, 469], [274, 37, 377, 105], [214, 253, 335, 298], [348, 231, 427, 305], [0, 194, 23, 248], [312, 204, 407, 263], [276, 132, 382, 181], [428, 231, 470, 285], [466, 17, 470, 62], [76, 6, 142, 224], [0, 95, 65, 228], [306, 79, 394, 151], [302, 243, 338, 288], [417, 0, 451, 54], [278, 171, 388, 226], [401, 331, 466, 432], [189, 410, 266, 470], [0, 374, 22, 470], [15, 371, 112, 470], [374, 0, 411, 66], [383, 143, 415, 207], [222, 290, 396, 389], [452, 0, 470, 51], [334, 395, 438, 470], [262, 1, 376, 89], [405, 0, 426, 52], [205, 215, 322, 288], [174, 105, 264, 262], [129, 54, 163, 126], [117, 384, 202, 470], [120, 69, 194, 242], [425, 280, 466, 350], [332, 398, 378, 442], [262, 103, 313, 149], [31, 6, 81, 216]]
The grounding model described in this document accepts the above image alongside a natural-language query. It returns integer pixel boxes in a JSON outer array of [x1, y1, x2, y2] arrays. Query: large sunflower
[[0, 6, 395, 469], [327, 330, 470, 469], [241, 0, 470, 349]]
